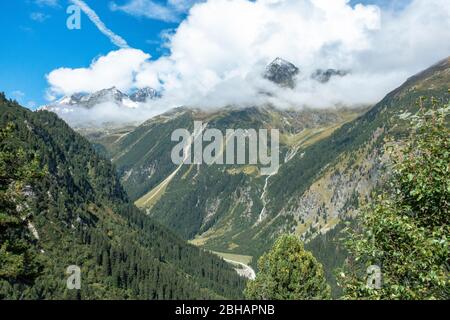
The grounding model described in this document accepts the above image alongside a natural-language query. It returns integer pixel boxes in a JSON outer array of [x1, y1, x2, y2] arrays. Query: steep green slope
[[259, 57, 450, 292], [114, 109, 194, 200], [0, 96, 246, 299], [265, 57, 450, 233], [87, 58, 449, 276], [92, 104, 363, 255]]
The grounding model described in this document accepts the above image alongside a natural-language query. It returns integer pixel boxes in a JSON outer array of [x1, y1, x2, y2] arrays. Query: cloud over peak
[[47, 0, 450, 115], [47, 48, 150, 96]]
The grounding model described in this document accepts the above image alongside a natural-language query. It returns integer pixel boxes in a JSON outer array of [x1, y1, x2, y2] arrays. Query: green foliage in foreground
[[0, 123, 45, 283], [245, 234, 331, 300], [339, 98, 450, 300]]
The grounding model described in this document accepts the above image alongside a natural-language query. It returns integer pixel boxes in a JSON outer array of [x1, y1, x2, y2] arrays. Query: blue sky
[[0, 0, 413, 109], [0, 0, 180, 108]]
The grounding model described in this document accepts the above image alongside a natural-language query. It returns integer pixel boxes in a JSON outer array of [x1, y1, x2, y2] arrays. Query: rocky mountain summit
[[263, 58, 349, 88], [129, 87, 161, 102], [311, 69, 348, 83], [41, 86, 159, 112], [264, 57, 300, 88]]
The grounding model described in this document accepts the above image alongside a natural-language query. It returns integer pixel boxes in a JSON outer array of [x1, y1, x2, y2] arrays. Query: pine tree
[[0, 123, 43, 283], [245, 234, 331, 300]]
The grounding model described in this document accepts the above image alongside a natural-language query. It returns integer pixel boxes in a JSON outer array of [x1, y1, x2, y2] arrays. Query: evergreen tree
[[339, 98, 450, 299], [245, 234, 331, 300], [0, 123, 43, 284]]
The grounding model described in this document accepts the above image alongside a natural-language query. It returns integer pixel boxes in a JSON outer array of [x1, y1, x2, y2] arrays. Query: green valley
[[85, 58, 450, 295]]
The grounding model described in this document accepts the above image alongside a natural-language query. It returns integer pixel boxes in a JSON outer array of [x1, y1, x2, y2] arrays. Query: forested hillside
[[85, 58, 449, 292], [87, 105, 363, 255], [0, 94, 246, 299]]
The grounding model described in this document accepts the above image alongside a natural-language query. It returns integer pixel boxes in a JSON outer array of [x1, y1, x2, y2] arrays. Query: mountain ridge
[[40, 86, 159, 120], [0, 98, 246, 299], [87, 56, 449, 268]]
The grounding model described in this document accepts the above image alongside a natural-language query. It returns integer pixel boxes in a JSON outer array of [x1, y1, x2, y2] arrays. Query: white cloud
[[110, 0, 178, 22], [110, 0, 204, 22], [12, 90, 25, 97], [47, 48, 150, 96], [70, 0, 129, 48], [52, 101, 167, 127], [11, 91, 25, 100], [30, 12, 50, 22], [168, 0, 204, 12], [26, 101, 37, 109], [47, 0, 450, 120], [10, 91, 37, 110], [35, 0, 59, 7]]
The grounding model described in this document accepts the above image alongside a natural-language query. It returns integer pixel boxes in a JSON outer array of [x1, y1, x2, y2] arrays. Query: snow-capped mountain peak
[[264, 57, 300, 89], [129, 87, 160, 102], [42, 87, 160, 111]]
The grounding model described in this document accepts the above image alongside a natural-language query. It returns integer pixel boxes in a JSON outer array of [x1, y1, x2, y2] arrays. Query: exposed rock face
[[281, 127, 387, 241], [39, 87, 161, 127], [264, 57, 300, 88], [46, 87, 127, 109], [41, 86, 159, 111], [129, 87, 160, 102], [311, 69, 348, 83]]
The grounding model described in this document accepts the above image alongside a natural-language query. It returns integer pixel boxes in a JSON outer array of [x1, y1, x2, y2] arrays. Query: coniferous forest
[[0, 93, 246, 299]]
